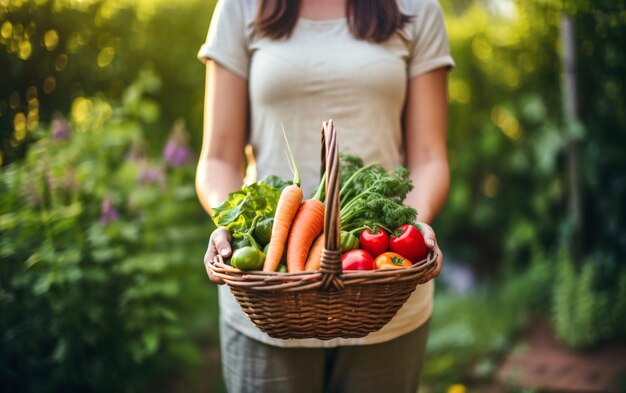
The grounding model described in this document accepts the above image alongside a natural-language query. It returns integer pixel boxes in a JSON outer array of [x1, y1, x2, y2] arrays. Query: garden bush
[[0, 74, 217, 392]]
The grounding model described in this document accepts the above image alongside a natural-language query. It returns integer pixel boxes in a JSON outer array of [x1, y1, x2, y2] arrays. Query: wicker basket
[[209, 120, 438, 340]]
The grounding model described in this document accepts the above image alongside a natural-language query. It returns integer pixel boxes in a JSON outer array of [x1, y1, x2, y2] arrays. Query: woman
[[197, 0, 453, 391]]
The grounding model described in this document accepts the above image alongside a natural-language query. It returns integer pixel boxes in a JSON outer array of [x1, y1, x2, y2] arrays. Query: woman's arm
[[404, 67, 450, 224], [404, 67, 450, 280], [197, 61, 248, 283], [196, 60, 248, 214]]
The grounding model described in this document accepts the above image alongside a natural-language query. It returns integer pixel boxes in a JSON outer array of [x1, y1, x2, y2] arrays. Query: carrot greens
[[333, 155, 417, 233]]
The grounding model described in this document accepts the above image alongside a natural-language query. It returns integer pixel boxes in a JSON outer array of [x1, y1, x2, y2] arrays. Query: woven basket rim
[[211, 251, 437, 278]]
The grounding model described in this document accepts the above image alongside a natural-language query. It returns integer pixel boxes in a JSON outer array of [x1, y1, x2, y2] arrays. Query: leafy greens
[[211, 175, 290, 235]]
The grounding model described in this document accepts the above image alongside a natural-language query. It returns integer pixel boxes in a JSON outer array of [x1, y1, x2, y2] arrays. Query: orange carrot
[[263, 184, 303, 272], [263, 125, 304, 272], [304, 234, 325, 271], [286, 199, 324, 272]]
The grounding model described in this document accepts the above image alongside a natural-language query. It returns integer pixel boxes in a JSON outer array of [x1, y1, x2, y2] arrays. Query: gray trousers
[[220, 320, 430, 393]]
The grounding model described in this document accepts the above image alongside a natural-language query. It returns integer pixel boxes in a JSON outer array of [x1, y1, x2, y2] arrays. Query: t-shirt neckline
[[298, 16, 347, 25]]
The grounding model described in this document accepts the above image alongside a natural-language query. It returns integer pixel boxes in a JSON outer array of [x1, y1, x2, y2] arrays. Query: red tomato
[[341, 249, 374, 271], [359, 227, 389, 258], [389, 224, 427, 263]]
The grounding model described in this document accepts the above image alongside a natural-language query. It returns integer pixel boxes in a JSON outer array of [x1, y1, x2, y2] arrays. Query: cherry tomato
[[389, 224, 427, 263]]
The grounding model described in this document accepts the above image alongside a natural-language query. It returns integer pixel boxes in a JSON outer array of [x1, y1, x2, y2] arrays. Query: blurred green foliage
[[0, 0, 214, 165], [552, 248, 626, 349], [439, 0, 570, 263], [0, 73, 218, 391], [435, 0, 626, 348], [423, 252, 552, 390]]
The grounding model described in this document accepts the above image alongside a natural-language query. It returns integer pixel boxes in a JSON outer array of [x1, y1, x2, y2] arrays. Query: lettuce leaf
[[211, 176, 288, 234]]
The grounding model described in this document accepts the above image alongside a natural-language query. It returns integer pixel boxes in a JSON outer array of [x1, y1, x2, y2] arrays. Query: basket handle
[[319, 120, 344, 291]]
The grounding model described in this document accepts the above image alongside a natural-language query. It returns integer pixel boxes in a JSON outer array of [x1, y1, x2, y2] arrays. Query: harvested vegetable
[[285, 175, 326, 272], [231, 247, 266, 271], [341, 249, 374, 271], [339, 154, 364, 189], [340, 230, 360, 253], [286, 199, 324, 272], [389, 224, 427, 263], [359, 227, 389, 259], [254, 217, 274, 247], [263, 127, 303, 272], [304, 234, 325, 271], [263, 243, 287, 266], [230, 216, 266, 271], [338, 165, 416, 232], [374, 252, 412, 270], [212, 175, 288, 235]]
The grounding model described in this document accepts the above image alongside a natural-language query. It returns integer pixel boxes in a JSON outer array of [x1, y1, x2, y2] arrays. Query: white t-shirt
[[198, 0, 454, 347]]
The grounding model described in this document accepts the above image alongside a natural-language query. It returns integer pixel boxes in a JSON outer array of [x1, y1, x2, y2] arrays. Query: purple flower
[[138, 164, 165, 187], [163, 142, 192, 167], [163, 120, 192, 167], [51, 114, 70, 140], [100, 197, 120, 225]]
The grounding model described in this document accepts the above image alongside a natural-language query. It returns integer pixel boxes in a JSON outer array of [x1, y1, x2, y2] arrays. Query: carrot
[[304, 234, 325, 271], [263, 125, 303, 272], [286, 199, 324, 272]]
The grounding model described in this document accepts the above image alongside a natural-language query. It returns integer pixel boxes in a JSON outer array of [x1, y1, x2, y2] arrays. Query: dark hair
[[253, 0, 412, 43]]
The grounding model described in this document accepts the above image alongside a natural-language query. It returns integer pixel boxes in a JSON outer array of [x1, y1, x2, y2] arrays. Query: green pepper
[[231, 246, 265, 271], [340, 230, 360, 253], [232, 233, 251, 250], [276, 265, 288, 273], [254, 217, 274, 247]]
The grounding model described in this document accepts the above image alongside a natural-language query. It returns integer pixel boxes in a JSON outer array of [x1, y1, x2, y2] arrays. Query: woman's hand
[[203, 227, 232, 285], [416, 222, 443, 284]]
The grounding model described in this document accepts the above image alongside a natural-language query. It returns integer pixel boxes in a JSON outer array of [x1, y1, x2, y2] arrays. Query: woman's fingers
[[416, 222, 443, 283], [213, 227, 232, 258], [203, 227, 231, 285], [417, 222, 436, 249]]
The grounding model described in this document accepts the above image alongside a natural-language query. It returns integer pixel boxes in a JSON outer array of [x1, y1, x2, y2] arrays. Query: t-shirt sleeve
[[408, 0, 455, 79], [197, 0, 250, 80]]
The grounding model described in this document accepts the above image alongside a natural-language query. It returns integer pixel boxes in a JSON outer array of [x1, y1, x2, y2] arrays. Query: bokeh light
[[97, 46, 115, 67], [491, 105, 522, 140], [54, 53, 69, 70], [44, 29, 59, 51]]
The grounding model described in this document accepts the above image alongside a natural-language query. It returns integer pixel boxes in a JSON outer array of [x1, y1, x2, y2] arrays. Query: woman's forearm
[[406, 159, 450, 225], [196, 158, 243, 215], [404, 68, 450, 225]]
